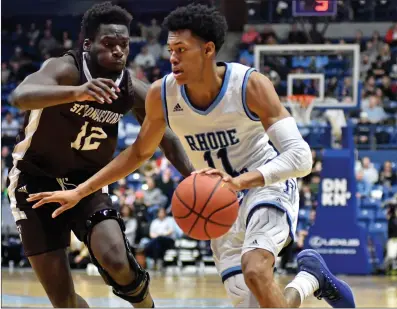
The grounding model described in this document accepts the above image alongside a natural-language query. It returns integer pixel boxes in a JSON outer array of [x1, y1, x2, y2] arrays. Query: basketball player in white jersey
[[28, 3, 355, 308]]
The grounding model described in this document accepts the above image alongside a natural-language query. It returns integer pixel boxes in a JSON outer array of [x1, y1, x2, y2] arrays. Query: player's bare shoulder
[[246, 71, 275, 100], [245, 71, 289, 126]]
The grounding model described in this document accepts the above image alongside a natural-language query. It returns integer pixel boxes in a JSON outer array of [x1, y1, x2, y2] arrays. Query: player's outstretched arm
[[11, 56, 119, 110], [239, 71, 313, 188], [130, 76, 194, 177], [27, 80, 166, 217]]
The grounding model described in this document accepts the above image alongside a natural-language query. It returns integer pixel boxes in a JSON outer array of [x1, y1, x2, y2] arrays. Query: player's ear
[[83, 39, 92, 52], [204, 42, 216, 58]]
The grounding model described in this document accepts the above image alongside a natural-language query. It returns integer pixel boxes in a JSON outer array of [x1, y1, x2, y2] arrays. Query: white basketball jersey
[[161, 62, 278, 175]]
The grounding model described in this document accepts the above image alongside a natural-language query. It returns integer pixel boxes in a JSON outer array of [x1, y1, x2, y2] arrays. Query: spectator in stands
[[147, 37, 162, 60], [340, 77, 353, 101], [44, 19, 53, 31], [147, 18, 162, 41], [356, 170, 371, 199], [287, 23, 307, 44], [362, 95, 388, 124], [308, 22, 324, 44], [138, 22, 148, 40], [144, 176, 168, 220], [379, 76, 396, 101], [144, 207, 175, 270], [363, 75, 377, 98], [1, 112, 20, 140], [26, 23, 40, 44], [38, 29, 59, 56], [371, 30, 384, 52], [379, 44, 391, 63], [11, 24, 25, 46], [133, 45, 156, 69], [2, 62, 10, 84], [359, 157, 379, 184], [261, 24, 278, 43], [241, 26, 259, 45], [363, 41, 378, 64], [385, 23, 397, 47], [120, 205, 138, 249], [369, 55, 388, 79], [62, 31, 73, 50], [133, 191, 150, 243], [354, 30, 366, 51], [360, 54, 372, 80], [155, 168, 176, 209], [378, 161, 397, 187]]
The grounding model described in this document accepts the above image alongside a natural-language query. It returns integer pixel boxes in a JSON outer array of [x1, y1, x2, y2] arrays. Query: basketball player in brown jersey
[[8, 2, 193, 308]]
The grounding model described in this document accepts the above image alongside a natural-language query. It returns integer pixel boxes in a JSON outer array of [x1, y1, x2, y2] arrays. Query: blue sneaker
[[297, 249, 356, 308]]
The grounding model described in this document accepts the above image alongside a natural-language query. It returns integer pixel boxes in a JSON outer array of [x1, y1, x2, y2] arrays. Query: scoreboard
[[293, 0, 338, 17]]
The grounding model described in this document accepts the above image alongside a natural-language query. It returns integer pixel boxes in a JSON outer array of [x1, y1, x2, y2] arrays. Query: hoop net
[[287, 95, 316, 126]]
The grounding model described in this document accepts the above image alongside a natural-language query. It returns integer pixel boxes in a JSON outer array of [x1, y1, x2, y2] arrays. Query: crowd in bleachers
[[1, 10, 397, 275], [239, 22, 397, 148]]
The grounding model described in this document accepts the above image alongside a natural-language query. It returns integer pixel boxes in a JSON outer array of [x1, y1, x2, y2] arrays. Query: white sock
[[285, 271, 320, 304]]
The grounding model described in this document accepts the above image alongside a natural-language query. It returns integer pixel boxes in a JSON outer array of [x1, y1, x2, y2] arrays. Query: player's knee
[[242, 249, 274, 289], [99, 242, 131, 276]]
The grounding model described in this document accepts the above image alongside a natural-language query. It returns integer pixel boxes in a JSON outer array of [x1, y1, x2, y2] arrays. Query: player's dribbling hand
[[27, 189, 83, 218], [75, 78, 120, 104], [192, 168, 242, 191]]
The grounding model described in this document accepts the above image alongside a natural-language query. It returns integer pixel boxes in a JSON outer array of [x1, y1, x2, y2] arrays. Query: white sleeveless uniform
[[162, 62, 299, 287]]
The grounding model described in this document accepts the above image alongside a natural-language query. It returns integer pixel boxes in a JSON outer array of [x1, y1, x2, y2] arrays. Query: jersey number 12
[[71, 121, 107, 151]]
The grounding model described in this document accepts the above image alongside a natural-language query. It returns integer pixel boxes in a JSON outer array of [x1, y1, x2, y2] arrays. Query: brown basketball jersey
[[12, 50, 135, 180]]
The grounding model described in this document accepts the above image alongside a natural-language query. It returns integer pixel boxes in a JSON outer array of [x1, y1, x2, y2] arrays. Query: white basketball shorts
[[210, 180, 299, 282]]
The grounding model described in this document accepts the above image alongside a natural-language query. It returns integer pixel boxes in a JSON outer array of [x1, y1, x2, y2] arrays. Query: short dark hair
[[81, 2, 132, 40], [162, 3, 228, 53]]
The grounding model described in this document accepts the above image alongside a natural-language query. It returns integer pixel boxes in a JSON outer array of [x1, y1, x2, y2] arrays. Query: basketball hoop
[[287, 95, 316, 126]]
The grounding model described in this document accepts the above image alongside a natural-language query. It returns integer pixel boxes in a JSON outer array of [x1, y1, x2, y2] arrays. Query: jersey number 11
[[204, 148, 247, 177]]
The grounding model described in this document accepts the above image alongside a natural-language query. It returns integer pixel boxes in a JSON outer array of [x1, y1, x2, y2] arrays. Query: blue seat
[[375, 208, 388, 222], [361, 198, 381, 210], [358, 209, 375, 224], [368, 222, 388, 240]]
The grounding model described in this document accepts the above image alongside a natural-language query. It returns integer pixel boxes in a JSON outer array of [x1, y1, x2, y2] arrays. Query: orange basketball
[[171, 173, 239, 240]]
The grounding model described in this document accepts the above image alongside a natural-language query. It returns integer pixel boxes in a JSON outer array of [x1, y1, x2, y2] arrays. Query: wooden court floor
[[2, 267, 397, 307]]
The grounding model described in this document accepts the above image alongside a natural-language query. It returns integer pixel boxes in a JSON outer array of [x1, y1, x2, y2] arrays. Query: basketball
[[171, 173, 239, 240]]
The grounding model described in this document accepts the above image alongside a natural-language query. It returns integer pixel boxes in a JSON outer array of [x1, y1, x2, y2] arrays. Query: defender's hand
[[75, 78, 120, 104], [192, 168, 242, 191], [27, 189, 83, 218]]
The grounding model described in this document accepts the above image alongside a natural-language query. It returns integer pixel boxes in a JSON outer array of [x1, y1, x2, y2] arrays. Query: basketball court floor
[[2, 267, 396, 307]]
